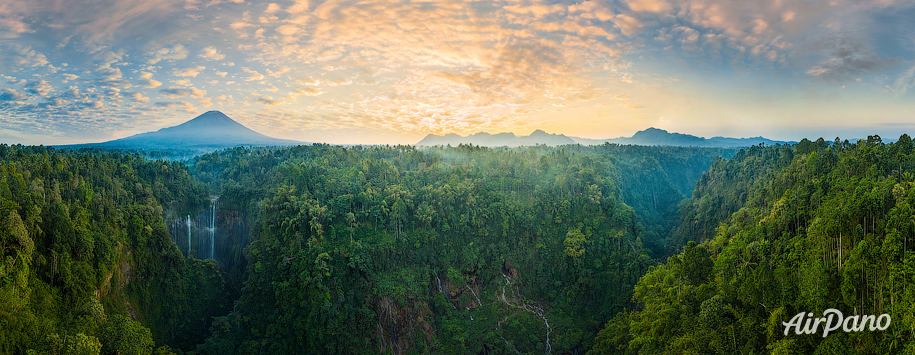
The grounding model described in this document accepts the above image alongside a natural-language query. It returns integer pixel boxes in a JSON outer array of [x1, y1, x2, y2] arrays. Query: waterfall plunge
[[186, 215, 191, 257], [209, 198, 216, 260], [168, 197, 220, 261]]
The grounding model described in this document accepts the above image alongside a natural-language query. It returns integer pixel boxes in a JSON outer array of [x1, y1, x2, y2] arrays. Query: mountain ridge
[[416, 129, 576, 147], [417, 127, 794, 148]]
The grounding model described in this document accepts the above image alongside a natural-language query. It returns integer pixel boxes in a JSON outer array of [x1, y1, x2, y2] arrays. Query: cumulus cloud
[[159, 87, 192, 98], [291, 87, 323, 96], [147, 44, 189, 64], [172, 65, 206, 77], [0, 43, 49, 70], [257, 96, 283, 105], [159, 86, 206, 99], [199, 47, 226, 61], [128, 92, 150, 103], [0, 88, 27, 101], [190, 87, 207, 98], [24, 80, 53, 96], [242, 67, 265, 81], [154, 100, 195, 112], [296, 77, 319, 86], [626, 0, 672, 13], [137, 72, 162, 88]]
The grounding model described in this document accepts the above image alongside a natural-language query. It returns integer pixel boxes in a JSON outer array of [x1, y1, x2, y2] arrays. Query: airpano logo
[[783, 309, 890, 337]]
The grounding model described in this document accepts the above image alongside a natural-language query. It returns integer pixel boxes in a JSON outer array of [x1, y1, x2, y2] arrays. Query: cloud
[[147, 44, 189, 64], [190, 87, 207, 98], [137, 72, 162, 88], [626, 0, 671, 13], [159, 87, 191, 98], [242, 67, 265, 81], [297, 77, 319, 85], [24, 80, 53, 96], [806, 37, 895, 82], [0, 88, 27, 101], [893, 64, 915, 95], [84, 101, 104, 109], [0, 0, 185, 46], [159, 86, 206, 99], [276, 25, 300, 36], [0, 43, 49, 70], [172, 65, 206, 77], [0, 15, 33, 38], [199, 47, 226, 61], [96, 67, 125, 84], [154, 100, 195, 112], [613, 14, 643, 37], [503, 4, 566, 18], [1, 0, 914, 144], [129, 92, 150, 103], [325, 78, 352, 86], [291, 87, 323, 96], [257, 96, 283, 105]]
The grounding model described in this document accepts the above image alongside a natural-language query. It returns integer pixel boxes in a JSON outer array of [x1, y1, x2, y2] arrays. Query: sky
[[1, 0, 915, 145]]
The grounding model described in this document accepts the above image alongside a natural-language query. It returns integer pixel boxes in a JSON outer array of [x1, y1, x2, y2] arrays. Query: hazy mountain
[[569, 127, 793, 147], [416, 130, 577, 147], [417, 127, 791, 148], [58, 111, 304, 157]]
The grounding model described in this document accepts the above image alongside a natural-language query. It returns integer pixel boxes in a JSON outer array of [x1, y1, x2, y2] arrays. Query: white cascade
[[210, 198, 216, 260], [186, 215, 191, 257]]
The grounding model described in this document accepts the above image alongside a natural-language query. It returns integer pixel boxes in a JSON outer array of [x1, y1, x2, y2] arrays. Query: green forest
[[2, 137, 914, 354]]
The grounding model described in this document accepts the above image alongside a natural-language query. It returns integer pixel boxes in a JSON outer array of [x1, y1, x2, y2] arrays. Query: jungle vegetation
[[5, 137, 913, 354]]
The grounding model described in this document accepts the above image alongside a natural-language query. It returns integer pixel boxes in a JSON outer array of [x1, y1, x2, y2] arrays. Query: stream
[[499, 273, 552, 355]]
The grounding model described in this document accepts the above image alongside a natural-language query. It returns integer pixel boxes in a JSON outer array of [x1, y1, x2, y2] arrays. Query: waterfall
[[186, 215, 191, 257], [209, 197, 217, 260], [165, 196, 225, 261], [465, 284, 482, 307], [499, 273, 552, 354]]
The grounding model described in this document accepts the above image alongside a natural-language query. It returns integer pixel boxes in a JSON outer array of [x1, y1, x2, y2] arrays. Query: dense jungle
[[3, 137, 915, 354]]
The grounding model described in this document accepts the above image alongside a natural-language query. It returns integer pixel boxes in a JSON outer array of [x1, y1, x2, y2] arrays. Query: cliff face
[[165, 198, 250, 271]]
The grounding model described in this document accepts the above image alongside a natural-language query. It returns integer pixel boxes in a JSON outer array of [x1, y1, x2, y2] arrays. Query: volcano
[[61, 111, 304, 152]]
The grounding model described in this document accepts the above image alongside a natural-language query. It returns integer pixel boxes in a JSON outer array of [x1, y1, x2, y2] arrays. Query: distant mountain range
[[57, 111, 304, 158], [416, 127, 793, 148]]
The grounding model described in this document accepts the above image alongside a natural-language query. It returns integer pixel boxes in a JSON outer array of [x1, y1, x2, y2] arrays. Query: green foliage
[[564, 227, 588, 259], [602, 135, 915, 354], [189, 143, 729, 354], [0, 142, 757, 354], [100, 315, 154, 355], [0, 145, 231, 354]]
